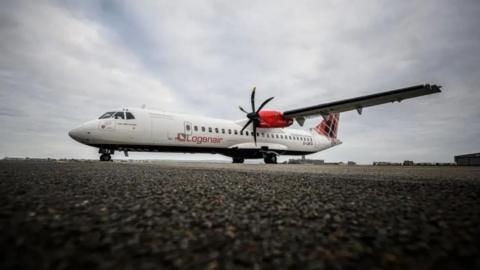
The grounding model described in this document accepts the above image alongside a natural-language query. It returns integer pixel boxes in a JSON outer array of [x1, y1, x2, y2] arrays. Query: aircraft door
[[313, 133, 321, 149], [184, 121, 193, 136]]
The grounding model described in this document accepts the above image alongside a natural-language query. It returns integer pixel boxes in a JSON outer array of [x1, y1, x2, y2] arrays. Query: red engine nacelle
[[257, 110, 293, 128]]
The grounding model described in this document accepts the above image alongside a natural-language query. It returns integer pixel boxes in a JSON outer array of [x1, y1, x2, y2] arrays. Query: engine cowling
[[257, 110, 293, 128]]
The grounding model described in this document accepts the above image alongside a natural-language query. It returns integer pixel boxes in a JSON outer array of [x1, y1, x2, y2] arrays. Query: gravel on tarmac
[[1, 160, 479, 270]]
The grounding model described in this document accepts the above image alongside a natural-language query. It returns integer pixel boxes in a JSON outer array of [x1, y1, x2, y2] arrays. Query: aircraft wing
[[282, 84, 441, 120]]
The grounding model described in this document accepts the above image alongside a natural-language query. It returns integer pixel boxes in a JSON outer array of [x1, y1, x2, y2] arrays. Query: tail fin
[[314, 113, 340, 139]]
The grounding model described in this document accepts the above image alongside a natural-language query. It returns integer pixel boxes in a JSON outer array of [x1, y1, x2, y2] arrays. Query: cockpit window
[[114, 112, 125, 119], [99, 112, 115, 119], [126, 112, 135, 120]]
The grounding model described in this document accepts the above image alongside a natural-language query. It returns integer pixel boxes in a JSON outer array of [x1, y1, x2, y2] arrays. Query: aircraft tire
[[264, 154, 277, 164], [100, 154, 111, 162], [232, 157, 244, 163]]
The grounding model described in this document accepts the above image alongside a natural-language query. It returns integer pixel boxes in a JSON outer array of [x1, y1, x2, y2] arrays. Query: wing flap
[[283, 84, 441, 119]]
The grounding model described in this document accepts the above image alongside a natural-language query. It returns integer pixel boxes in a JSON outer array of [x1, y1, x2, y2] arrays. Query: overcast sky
[[1, 0, 479, 163]]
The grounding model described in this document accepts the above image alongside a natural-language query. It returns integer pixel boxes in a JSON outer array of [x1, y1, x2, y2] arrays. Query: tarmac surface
[[1, 160, 479, 269]]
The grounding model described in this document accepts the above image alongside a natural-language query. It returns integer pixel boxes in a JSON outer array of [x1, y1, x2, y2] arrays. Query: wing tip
[[427, 84, 442, 93]]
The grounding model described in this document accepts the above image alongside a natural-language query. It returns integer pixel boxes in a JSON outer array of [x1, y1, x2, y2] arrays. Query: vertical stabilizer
[[314, 113, 340, 139]]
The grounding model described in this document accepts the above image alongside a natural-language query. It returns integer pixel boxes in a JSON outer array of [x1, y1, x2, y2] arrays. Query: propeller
[[239, 87, 274, 145]]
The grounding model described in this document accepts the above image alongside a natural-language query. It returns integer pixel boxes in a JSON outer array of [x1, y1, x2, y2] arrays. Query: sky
[[1, 0, 479, 164]]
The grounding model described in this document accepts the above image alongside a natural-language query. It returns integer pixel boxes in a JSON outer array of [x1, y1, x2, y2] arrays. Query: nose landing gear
[[100, 154, 111, 161], [99, 148, 114, 162]]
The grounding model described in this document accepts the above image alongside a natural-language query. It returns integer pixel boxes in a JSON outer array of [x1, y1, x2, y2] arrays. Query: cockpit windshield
[[99, 112, 115, 119], [99, 111, 135, 120], [113, 112, 125, 119]]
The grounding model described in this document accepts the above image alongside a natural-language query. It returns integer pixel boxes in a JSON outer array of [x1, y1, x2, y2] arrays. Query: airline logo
[[176, 133, 223, 144], [99, 120, 115, 130]]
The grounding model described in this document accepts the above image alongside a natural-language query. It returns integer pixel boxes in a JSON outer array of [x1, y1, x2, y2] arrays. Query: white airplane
[[69, 84, 441, 163]]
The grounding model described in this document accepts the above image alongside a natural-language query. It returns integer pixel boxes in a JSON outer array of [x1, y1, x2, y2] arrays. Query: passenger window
[[215, 128, 219, 133], [246, 131, 249, 136], [222, 128, 225, 134], [202, 126, 206, 132], [267, 134, 269, 138], [125, 112, 135, 120], [289, 136, 292, 140], [209, 127, 212, 133], [114, 112, 125, 119], [276, 134, 279, 139], [186, 125, 191, 131], [194, 126, 198, 131], [228, 129, 232, 134], [261, 133, 264, 137], [240, 131, 243, 135], [280, 135, 283, 139], [234, 130, 237, 135]]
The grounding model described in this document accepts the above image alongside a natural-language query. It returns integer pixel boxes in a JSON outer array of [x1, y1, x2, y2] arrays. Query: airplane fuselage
[[69, 108, 339, 161]]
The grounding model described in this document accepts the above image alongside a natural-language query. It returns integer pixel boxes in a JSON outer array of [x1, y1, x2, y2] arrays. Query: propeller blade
[[256, 97, 274, 113], [250, 87, 256, 112], [253, 124, 257, 145], [240, 119, 252, 133], [239, 106, 249, 114]]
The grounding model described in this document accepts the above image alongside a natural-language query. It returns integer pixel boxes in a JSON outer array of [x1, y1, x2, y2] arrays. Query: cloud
[[1, 0, 479, 162], [0, 1, 186, 158]]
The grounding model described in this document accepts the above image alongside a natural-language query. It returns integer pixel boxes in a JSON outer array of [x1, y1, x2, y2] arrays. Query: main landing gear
[[232, 157, 245, 163], [264, 154, 277, 164], [99, 148, 114, 162]]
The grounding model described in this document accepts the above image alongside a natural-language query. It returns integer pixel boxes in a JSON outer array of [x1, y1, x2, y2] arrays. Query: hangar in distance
[[69, 84, 441, 163]]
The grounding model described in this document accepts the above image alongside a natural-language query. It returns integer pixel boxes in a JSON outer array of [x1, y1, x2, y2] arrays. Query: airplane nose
[[68, 127, 83, 142], [68, 129, 78, 140]]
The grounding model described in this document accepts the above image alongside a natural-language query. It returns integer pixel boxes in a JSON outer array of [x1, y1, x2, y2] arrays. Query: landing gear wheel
[[232, 157, 245, 163], [264, 154, 277, 164], [100, 154, 111, 162], [99, 148, 114, 161]]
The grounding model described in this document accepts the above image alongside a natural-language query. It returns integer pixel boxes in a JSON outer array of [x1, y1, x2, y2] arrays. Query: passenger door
[[184, 121, 193, 136]]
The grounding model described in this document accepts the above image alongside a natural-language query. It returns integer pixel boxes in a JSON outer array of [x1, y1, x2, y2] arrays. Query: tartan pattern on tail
[[314, 113, 339, 139]]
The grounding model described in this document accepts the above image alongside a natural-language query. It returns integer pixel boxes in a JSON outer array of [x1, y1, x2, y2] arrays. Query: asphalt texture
[[1, 161, 480, 270]]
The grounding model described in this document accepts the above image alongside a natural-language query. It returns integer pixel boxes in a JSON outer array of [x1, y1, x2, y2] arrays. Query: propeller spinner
[[239, 87, 274, 145]]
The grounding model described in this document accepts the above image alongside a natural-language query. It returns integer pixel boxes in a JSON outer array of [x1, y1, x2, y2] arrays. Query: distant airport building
[[403, 160, 415, 166], [455, 153, 480, 166], [373, 161, 402, 166]]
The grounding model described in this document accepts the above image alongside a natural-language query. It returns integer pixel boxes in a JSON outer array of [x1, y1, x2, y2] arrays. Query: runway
[[1, 160, 479, 269]]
